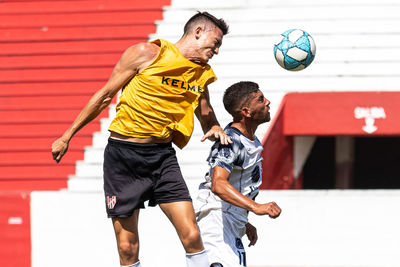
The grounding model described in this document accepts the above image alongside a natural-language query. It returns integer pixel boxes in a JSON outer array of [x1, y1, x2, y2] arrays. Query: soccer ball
[[273, 29, 316, 71]]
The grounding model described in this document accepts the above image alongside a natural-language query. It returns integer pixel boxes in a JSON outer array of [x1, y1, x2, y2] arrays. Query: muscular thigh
[[112, 209, 140, 245], [159, 201, 198, 233]]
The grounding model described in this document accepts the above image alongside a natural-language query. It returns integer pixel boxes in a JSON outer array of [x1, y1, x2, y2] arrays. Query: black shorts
[[103, 138, 191, 218]]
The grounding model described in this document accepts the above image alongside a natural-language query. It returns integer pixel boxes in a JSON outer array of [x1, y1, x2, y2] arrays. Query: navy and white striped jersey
[[195, 124, 263, 230]]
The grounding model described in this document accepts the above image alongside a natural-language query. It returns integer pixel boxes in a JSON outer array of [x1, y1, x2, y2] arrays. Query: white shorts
[[197, 209, 247, 267]]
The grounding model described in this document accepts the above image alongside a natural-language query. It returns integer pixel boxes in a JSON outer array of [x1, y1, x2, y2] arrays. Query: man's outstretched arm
[[51, 43, 159, 163]]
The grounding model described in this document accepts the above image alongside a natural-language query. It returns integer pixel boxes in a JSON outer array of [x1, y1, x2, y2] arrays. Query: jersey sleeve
[[207, 137, 240, 173]]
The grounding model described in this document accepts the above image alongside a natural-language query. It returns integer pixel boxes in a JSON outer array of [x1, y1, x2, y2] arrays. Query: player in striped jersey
[[195, 81, 282, 267]]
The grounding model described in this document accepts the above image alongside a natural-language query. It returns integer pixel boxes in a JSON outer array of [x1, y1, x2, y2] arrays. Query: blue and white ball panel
[[274, 29, 316, 71]]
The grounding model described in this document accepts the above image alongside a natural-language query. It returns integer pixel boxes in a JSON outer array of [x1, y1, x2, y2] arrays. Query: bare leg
[[112, 209, 140, 266], [159, 201, 204, 253]]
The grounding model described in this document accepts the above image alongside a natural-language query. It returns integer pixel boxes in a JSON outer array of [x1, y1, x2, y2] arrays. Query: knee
[[118, 240, 139, 262], [185, 228, 201, 243], [180, 226, 202, 250]]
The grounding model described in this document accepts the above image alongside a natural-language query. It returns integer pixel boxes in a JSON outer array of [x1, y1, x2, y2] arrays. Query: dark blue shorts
[[103, 138, 191, 218]]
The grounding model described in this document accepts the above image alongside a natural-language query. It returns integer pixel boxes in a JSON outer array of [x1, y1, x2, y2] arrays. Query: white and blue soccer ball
[[274, 29, 316, 71]]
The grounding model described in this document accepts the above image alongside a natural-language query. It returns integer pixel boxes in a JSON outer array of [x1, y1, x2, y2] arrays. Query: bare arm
[[211, 166, 281, 218], [195, 86, 232, 145], [51, 43, 159, 163]]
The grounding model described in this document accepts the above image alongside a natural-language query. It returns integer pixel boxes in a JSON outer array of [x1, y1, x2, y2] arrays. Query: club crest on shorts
[[107, 196, 117, 209]]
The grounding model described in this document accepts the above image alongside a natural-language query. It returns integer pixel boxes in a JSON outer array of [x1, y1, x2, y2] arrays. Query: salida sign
[[354, 106, 386, 134], [283, 92, 399, 135]]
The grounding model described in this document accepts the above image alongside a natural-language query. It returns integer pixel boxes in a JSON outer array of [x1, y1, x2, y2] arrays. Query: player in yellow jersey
[[52, 12, 230, 267]]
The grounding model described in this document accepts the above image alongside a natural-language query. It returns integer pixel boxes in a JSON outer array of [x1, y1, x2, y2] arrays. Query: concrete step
[[154, 19, 400, 38], [68, 176, 104, 192], [169, 0, 398, 8], [210, 62, 400, 77], [208, 76, 400, 92], [150, 34, 400, 51], [211, 47, 400, 64], [162, 5, 400, 22]]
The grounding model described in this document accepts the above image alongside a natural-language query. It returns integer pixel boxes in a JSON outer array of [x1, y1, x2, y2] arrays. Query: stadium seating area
[[2, 0, 400, 192], [70, 0, 400, 192], [0, 0, 169, 191]]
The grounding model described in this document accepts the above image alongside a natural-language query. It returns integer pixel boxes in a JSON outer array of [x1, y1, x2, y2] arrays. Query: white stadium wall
[[29, 0, 400, 267], [31, 190, 400, 267]]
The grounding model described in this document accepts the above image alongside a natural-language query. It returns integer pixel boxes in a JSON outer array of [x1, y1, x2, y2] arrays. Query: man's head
[[181, 12, 229, 64], [223, 81, 271, 123], [183, 12, 229, 36]]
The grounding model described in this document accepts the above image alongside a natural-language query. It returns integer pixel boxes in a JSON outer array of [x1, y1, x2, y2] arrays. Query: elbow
[[211, 184, 217, 194], [101, 97, 113, 109], [96, 90, 113, 110], [211, 181, 222, 196]]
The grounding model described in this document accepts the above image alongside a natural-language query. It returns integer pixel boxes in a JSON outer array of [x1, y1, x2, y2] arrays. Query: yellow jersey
[[108, 39, 217, 149]]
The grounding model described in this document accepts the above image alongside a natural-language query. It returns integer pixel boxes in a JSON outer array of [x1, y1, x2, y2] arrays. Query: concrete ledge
[[31, 190, 400, 267]]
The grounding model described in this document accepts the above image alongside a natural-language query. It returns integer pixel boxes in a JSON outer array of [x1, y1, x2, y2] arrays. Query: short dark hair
[[183, 11, 229, 36], [223, 81, 260, 121]]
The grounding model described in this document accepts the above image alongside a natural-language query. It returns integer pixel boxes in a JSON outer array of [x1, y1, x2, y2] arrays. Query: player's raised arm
[[51, 43, 159, 163], [195, 86, 232, 145]]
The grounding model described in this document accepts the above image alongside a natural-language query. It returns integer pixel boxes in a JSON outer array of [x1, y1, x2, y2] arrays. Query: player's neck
[[174, 36, 205, 64], [175, 38, 194, 60], [231, 122, 256, 141]]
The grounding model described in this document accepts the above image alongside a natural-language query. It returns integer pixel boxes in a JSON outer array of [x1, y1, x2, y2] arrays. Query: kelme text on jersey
[[161, 76, 204, 93]]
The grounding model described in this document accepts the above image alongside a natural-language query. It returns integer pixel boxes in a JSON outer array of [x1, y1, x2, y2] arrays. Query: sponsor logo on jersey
[[161, 76, 204, 93]]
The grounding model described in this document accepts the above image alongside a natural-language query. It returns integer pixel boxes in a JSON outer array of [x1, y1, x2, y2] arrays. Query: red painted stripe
[[0, 0, 170, 14], [0, 25, 156, 42], [1, 53, 121, 69], [0, 109, 109, 123], [0, 81, 105, 96], [0, 192, 30, 267], [0, 67, 112, 83], [0, 95, 101, 109], [0, 151, 84, 165], [0, 180, 67, 191], [0, 122, 101, 137], [0, 39, 144, 56], [0, 136, 93, 151], [0, 165, 76, 179], [0, 109, 87, 121], [0, 11, 163, 27]]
